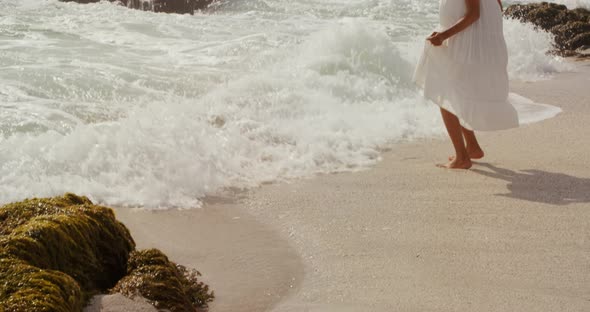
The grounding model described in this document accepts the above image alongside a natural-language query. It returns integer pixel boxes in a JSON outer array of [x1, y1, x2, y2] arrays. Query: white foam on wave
[[0, 0, 571, 208], [0, 19, 442, 208], [504, 19, 574, 80]]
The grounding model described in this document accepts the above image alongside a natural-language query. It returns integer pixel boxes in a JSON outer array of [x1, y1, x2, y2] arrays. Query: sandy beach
[[101, 60, 590, 312]]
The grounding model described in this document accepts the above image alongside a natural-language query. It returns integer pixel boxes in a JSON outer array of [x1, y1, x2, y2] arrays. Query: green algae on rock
[[112, 249, 214, 312], [0, 258, 83, 312], [0, 193, 135, 309], [0, 194, 135, 296], [505, 3, 590, 56], [0, 193, 213, 311]]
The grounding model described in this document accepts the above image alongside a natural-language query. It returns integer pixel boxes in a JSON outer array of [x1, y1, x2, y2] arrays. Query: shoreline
[[108, 201, 304, 312], [243, 60, 590, 311], [97, 59, 589, 311]]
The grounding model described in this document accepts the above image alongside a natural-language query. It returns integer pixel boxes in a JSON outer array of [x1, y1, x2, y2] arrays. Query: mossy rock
[[552, 21, 590, 51], [571, 8, 590, 23], [505, 3, 568, 28], [505, 3, 590, 56], [569, 32, 590, 52], [0, 258, 83, 312], [112, 249, 214, 311], [0, 194, 213, 311], [0, 194, 135, 309], [529, 4, 569, 30]]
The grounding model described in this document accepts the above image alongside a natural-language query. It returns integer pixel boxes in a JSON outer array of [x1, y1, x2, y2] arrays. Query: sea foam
[[0, 0, 569, 208]]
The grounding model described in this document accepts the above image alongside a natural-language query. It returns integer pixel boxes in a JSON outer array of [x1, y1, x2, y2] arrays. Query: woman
[[414, 0, 518, 169]]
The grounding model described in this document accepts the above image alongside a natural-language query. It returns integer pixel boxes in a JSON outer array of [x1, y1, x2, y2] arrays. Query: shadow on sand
[[472, 163, 590, 205]]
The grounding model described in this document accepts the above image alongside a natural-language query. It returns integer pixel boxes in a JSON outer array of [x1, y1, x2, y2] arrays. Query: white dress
[[414, 0, 519, 131]]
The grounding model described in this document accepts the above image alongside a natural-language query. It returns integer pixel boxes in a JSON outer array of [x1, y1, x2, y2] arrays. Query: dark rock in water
[[0, 194, 213, 311], [60, 0, 101, 3], [570, 32, 590, 49], [112, 249, 214, 311], [552, 21, 590, 52], [60, 0, 216, 15], [505, 3, 590, 57], [151, 0, 214, 14], [152, 0, 195, 14]]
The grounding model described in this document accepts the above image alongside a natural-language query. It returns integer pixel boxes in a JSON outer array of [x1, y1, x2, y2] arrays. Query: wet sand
[[248, 60, 590, 311], [91, 60, 590, 311], [88, 202, 304, 312]]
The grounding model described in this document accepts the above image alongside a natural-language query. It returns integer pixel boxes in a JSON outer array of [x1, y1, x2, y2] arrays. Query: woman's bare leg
[[438, 108, 472, 169], [449, 127, 484, 161], [449, 127, 485, 160], [461, 127, 484, 159]]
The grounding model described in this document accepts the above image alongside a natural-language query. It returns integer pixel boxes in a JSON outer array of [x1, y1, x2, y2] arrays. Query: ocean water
[[0, 0, 574, 208]]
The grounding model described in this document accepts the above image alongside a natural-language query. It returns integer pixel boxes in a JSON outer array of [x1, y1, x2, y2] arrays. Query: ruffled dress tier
[[414, 0, 519, 131]]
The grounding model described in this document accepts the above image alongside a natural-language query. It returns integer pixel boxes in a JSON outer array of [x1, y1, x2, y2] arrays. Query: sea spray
[[504, 18, 574, 80], [0, 0, 570, 208]]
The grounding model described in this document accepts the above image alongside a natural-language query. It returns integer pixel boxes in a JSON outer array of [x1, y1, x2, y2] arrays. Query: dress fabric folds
[[414, 0, 519, 131]]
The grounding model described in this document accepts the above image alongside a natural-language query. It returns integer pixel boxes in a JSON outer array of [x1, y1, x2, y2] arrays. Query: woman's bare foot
[[437, 157, 473, 169], [448, 147, 484, 161]]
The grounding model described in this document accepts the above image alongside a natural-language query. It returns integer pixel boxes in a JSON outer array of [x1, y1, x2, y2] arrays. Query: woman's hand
[[427, 32, 446, 46], [428, 0, 480, 47]]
